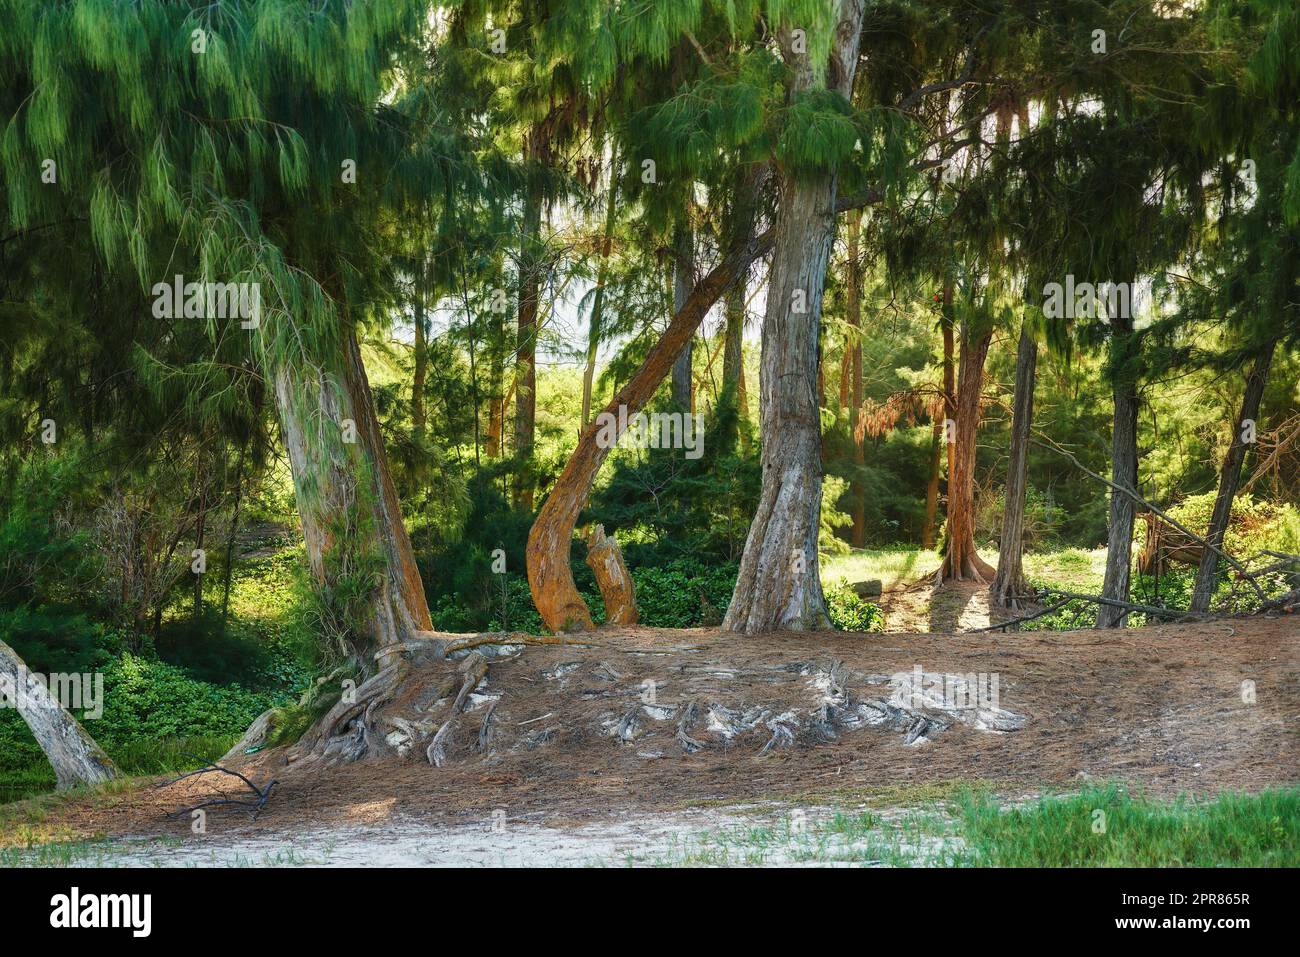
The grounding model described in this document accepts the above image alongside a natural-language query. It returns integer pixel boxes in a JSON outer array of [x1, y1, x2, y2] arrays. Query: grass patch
[[621, 784, 1299, 867], [956, 784, 1300, 867]]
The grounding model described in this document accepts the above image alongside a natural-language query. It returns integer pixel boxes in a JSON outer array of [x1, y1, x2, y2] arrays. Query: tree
[[723, 0, 866, 632]]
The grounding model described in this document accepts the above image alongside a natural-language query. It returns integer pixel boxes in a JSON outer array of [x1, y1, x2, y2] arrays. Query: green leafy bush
[[825, 584, 885, 633]]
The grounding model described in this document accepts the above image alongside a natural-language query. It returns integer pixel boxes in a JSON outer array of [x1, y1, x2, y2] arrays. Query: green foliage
[[825, 583, 885, 633], [957, 785, 1300, 867]]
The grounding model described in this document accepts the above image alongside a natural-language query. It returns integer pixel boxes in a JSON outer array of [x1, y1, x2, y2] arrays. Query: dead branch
[[159, 756, 277, 821], [1029, 436, 1266, 603], [1038, 588, 1204, 622], [967, 598, 1074, 633]]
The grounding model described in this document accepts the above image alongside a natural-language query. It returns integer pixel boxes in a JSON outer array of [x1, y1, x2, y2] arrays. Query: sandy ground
[[14, 803, 969, 867], [5, 605, 1296, 864]]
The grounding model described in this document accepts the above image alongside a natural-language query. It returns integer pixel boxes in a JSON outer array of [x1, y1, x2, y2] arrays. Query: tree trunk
[[0, 638, 118, 789], [513, 139, 545, 510], [526, 220, 773, 632], [922, 418, 942, 548], [722, 0, 865, 634], [581, 152, 620, 427], [412, 284, 427, 446], [1188, 339, 1277, 613], [273, 325, 432, 666], [670, 220, 695, 410], [845, 209, 865, 547], [722, 282, 745, 400], [192, 456, 207, 620], [220, 435, 248, 631], [1097, 312, 1140, 628], [991, 321, 1038, 607], [938, 317, 995, 583], [941, 281, 956, 485], [584, 524, 637, 625]]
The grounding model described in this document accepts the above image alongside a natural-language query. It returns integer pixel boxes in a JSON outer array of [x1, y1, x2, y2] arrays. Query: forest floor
[[2, 606, 1294, 866]]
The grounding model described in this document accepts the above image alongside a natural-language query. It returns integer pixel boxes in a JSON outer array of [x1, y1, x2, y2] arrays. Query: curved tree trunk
[[273, 325, 432, 666], [0, 639, 118, 789], [991, 321, 1039, 608], [1188, 339, 1277, 613], [938, 317, 995, 582], [526, 218, 774, 632], [722, 0, 865, 634], [1097, 311, 1140, 628]]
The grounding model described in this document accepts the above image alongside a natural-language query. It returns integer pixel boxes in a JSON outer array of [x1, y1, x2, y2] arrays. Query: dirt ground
[[15, 602, 1296, 854]]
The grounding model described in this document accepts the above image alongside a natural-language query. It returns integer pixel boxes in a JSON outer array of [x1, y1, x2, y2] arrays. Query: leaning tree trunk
[[1188, 339, 1277, 614], [527, 218, 774, 632], [0, 639, 118, 789], [938, 318, 996, 582], [1097, 311, 1141, 628], [722, 0, 866, 634], [991, 321, 1039, 608], [670, 219, 696, 411], [273, 325, 432, 666]]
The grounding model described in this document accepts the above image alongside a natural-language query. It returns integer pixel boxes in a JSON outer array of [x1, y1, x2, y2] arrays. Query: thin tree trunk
[[581, 153, 620, 427], [0, 639, 118, 789], [273, 325, 432, 666], [412, 281, 427, 446], [938, 317, 995, 583], [670, 219, 695, 410], [220, 435, 248, 632], [922, 418, 942, 548], [991, 321, 1038, 607], [845, 209, 865, 547], [527, 211, 773, 632], [513, 137, 545, 510], [1097, 311, 1140, 628], [722, 282, 745, 399], [941, 281, 956, 484], [722, 0, 865, 634], [1188, 339, 1277, 613], [192, 456, 207, 620]]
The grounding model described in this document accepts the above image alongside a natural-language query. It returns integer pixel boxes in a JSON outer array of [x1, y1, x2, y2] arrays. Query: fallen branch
[[1030, 436, 1266, 603], [158, 755, 277, 821], [967, 598, 1074, 633], [1038, 588, 1204, 622]]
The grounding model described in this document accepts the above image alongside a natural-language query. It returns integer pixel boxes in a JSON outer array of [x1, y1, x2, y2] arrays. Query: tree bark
[[670, 219, 696, 411], [938, 316, 995, 582], [722, 282, 745, 400], [513, 135, 546, 510], [584, 524, 638, 625], [990, 321, 1038, 607], [273, 325, 432, 666], [581, 153, 620, 427], [722, 0, 865, 634], [1188, 339, 1277, 613], [0, 638, 118, 789], [412, 280, 427, 446], [922, 418, 942, 549], [526, 220, 774, 632], [845, 209, 866, 547], [1097, 312, 1140, 627]]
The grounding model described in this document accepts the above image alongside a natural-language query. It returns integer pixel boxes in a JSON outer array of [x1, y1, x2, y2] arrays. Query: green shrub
[[826, 584, 885, 632]]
